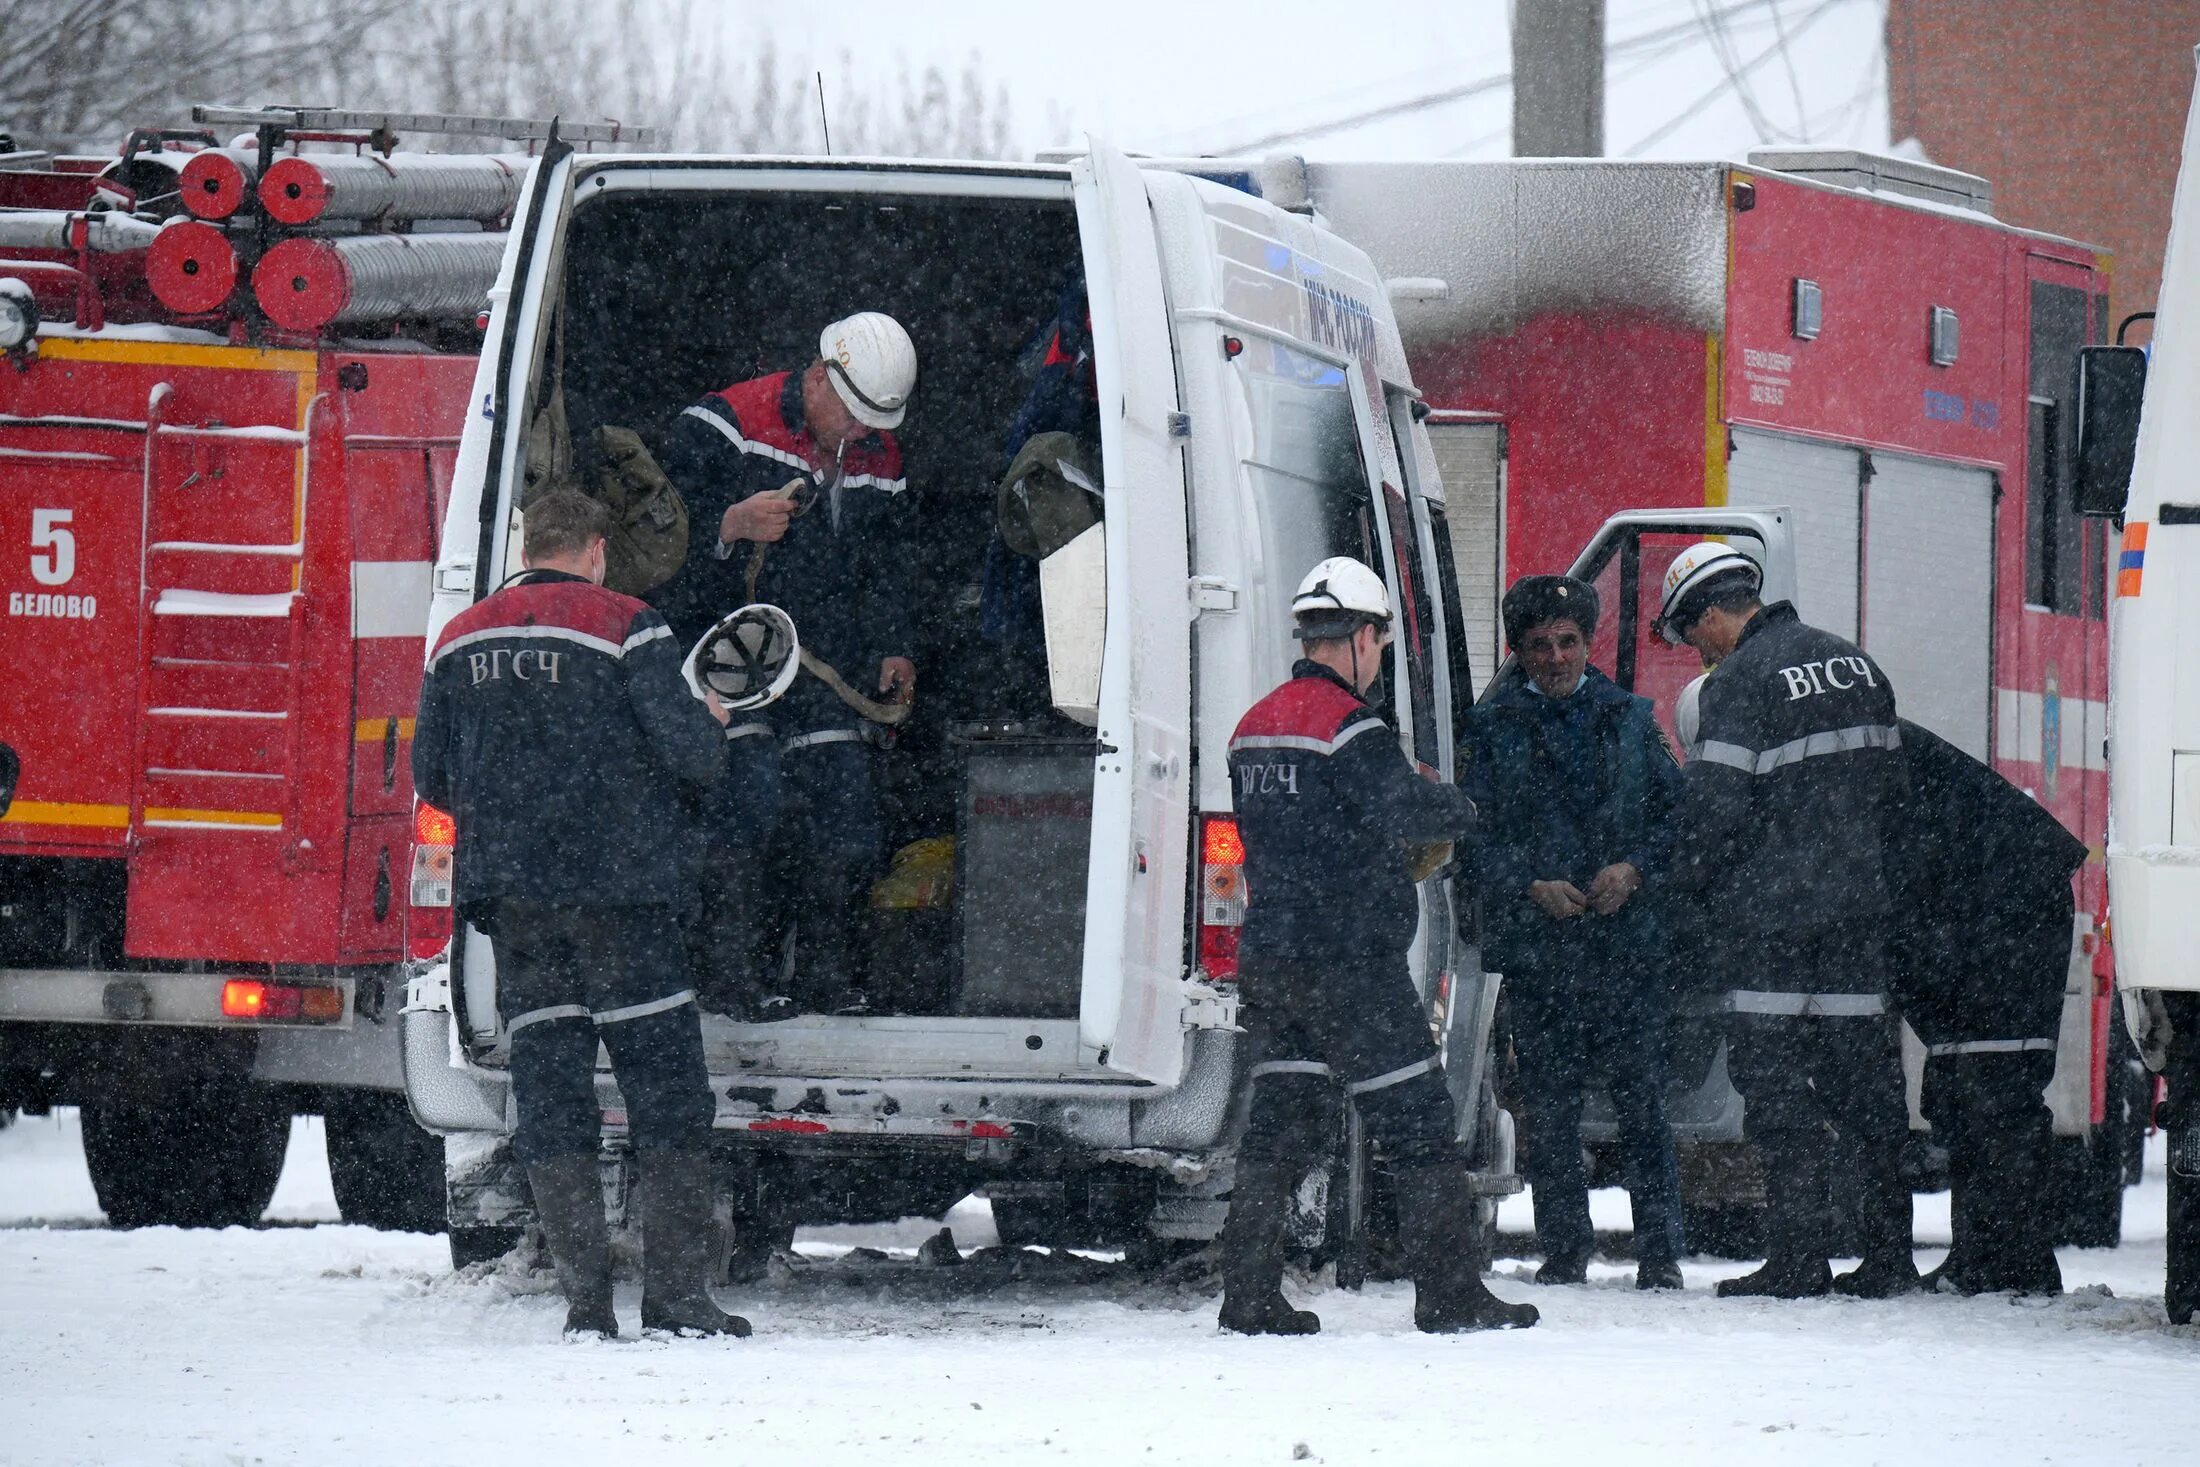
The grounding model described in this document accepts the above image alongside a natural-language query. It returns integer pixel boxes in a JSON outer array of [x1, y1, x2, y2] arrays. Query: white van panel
[[1072, 147, 1192, 1087], [1425, 418, 1505, 697], [1864, 453, 1996, 759], [1725, 428, 1863, 639]]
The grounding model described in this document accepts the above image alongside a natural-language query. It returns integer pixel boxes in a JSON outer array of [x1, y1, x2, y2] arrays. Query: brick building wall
[[1886, 0, 2200, 332]]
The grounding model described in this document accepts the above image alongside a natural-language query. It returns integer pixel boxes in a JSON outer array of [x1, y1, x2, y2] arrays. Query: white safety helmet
[[1653, 540, 1763, 646], [1673, 672, 1710, 758], [1291, 556, 1393, 640], [684, 604, 801, 712], [819, 311, 917, 430]]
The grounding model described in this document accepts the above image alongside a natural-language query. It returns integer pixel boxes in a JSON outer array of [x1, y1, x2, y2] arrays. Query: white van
[[401, 143, 1517, 1269]]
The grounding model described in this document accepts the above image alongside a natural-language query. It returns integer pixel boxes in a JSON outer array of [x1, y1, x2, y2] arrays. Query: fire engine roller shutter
[[1863, 453, 1994, 760], [1724, 428, 1863, 640], [1424, 419, 1503, 696]]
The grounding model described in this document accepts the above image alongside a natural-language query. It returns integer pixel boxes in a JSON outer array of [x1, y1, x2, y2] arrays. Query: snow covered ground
[[2, 1111, 2192, 1467]]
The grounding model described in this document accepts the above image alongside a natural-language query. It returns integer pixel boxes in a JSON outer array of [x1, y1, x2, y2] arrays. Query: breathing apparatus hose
[[742, 478, 913, 727]]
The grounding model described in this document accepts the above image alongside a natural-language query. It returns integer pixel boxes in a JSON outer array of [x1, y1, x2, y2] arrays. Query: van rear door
[[1071, 146, 1191, 1085]]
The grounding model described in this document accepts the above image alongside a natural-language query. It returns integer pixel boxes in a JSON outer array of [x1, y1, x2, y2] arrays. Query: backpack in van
[[520, 304, 691, 597]]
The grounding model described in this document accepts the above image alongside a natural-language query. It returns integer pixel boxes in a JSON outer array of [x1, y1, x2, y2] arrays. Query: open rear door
[[1070, 145, 1192, 1085], [1490, 508, 1797, 728], [440, 138, 577, 1053]]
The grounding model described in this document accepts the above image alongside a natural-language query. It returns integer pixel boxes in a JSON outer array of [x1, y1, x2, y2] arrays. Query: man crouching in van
[[1218, 557, 1539, 1335], [413, 490, 747, 1340]]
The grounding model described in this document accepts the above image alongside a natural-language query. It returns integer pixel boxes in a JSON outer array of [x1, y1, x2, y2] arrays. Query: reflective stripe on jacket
[[1228, 661, 1475, 968], [1672, 603, 1905, 935], [412, 570, 723, 911]]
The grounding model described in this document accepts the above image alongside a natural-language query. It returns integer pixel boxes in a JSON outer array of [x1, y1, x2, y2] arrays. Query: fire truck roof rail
[[1745, 147, 1993, 218], [188, 106, 662, 148]]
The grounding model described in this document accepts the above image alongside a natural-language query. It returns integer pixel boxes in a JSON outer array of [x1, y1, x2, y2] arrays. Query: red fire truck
[[0, 108, 649, 1229], [1308, 148, 2144, 1245]]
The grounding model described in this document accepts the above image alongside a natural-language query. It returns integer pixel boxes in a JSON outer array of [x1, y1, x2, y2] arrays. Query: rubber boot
[[1215, 1155, 1320, 1336], [1533, 1252, 1589, 1286], [1922, 1148, 1987, 1294], [1393, 1163, 1539, 1332], [1968, 1120, 2062, 1296], [1634, 1258, 1685, 1291], [1833, 1146, 1920, 1298], [1718, 1130, 1831, 1300], [636, 1149, 752, 1338], [525, 1155, 618, 1338]]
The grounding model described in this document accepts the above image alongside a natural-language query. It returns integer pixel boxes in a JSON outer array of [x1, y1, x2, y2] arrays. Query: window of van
[[1235, 340, 1389, 717]]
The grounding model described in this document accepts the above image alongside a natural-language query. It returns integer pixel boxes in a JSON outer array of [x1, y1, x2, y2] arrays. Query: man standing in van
[[413, 489, 747, 1339], [652, 312, 920, 1019], [1220, 556, 1540, 1335], [1656, 541, 1917, 1301]]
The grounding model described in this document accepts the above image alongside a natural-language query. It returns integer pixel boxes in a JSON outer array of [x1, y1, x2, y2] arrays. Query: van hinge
[[1167, 411, 1192, 441], [1188, 575, 1239, 618], [1180, 978, 1240, 1031], [436, 559, 475, 595]]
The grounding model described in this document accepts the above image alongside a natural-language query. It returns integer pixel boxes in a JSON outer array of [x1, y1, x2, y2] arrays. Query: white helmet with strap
[[1291, 556, 1393, 639], [819, 311, 916, 430], [1654, 541, 1763, 645], [684, 604, 800, 711]]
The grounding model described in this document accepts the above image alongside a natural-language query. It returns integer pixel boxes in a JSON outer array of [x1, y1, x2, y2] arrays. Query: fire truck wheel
[[80, 1083, 290, 1229], [448, 1224, 526, 1270], [323, 1092, 446, 1233]]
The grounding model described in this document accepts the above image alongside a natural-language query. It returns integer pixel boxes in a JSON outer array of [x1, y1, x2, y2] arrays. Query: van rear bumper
[[400, 966, 1241, 1153]]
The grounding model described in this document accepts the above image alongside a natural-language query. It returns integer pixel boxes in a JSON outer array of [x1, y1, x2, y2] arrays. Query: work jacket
[[650, 370, 917, 731], [1228, 661, 1476, 970], [412, 570, 723, 912], [1671, 602, 1905, 938], [1883, 720, 2084, 1048], [1464, 666, 1681, 990]]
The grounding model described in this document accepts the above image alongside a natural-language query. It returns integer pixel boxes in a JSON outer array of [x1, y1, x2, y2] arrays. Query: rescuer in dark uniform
[[1884, 719, 2084, 1295], [413, 490, 747, 1340], [652, 311, 919, 1019], [1218, 556, 1539, 1335], [1466, 575, 1688, 1290], [1657, 542, 1917, 1300]]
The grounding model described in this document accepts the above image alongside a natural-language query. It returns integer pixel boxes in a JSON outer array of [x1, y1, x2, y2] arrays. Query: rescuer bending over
[[1658, 543, 1917, 1300], [652, 312, 920, 1019], [1219, 557, 1539, 1335], [412, 490, 745, 1339]]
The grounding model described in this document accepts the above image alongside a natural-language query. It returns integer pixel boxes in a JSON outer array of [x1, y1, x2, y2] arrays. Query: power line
[[1213, 0, 1793, 153], [1623, 0, 1856, 156], [1766, 0, 1813, 139]]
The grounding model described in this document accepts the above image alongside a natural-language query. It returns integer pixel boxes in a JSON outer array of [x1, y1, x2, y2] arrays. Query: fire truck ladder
[[129, 382, 337, 857]]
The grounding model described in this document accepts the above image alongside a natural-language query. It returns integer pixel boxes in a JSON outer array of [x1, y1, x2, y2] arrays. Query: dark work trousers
[[693, 729, 882, 1013], [488, 901, 716, 1167], [1920, 1049, 2057, 1281], [1722, 925, 1911, 1261], [687, 732, 782, 1016], [1236, 957, 1459, 1173], [1509, 978, 1687, 1265]]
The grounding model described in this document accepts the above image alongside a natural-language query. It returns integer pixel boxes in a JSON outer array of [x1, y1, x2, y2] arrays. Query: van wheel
[[449, 1225, 525, 1270], [80, 1084, 289, 1228], [325, 1093, 445, 1232]]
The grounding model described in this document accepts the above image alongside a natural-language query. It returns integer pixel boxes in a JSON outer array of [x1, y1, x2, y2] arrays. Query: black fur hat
[[1501, 574, 1600, 649]]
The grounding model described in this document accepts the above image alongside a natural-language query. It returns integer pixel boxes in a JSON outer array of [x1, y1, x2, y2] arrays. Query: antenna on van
[[816, 72, 833, 156]]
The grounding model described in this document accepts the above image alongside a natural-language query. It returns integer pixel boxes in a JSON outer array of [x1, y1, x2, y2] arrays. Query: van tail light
[[408, 801, 456, 960], [1198, 814, 1246, 982]]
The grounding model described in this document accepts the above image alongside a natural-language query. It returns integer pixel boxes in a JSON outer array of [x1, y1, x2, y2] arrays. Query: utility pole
[[1512, 0, 1606, 156]]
